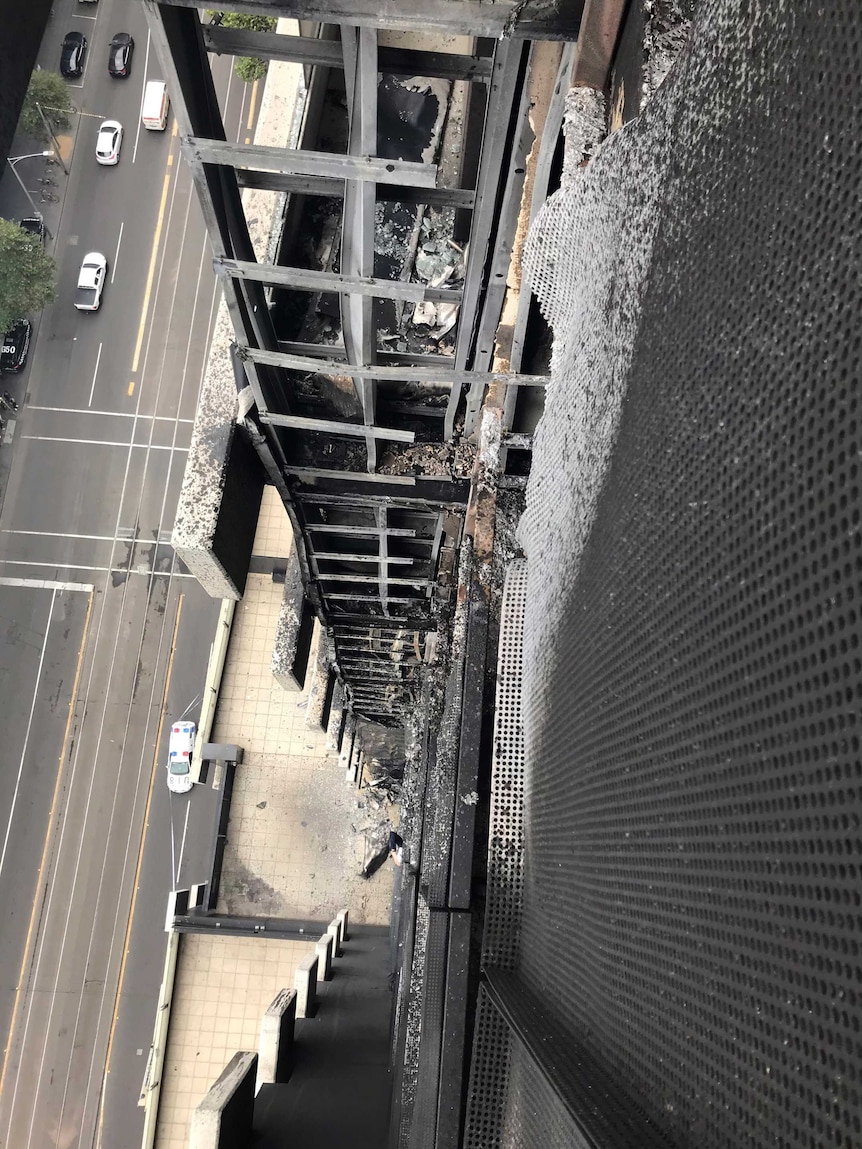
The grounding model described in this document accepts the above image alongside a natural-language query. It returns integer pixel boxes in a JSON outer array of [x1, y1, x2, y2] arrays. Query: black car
[[19, 217, 46, 249], [107, 32, 134, 78], [60, 31, 87, 78], [0, 320, 32, 375]]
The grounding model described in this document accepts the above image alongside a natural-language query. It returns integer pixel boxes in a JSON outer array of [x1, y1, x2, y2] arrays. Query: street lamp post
[[6, 152, 55, 236]]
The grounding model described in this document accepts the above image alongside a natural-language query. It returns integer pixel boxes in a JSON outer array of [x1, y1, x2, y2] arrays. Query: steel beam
[[202, 27, 492, 80], [286, 465, 415, 485], [306, 524, 417, 537], [277, 341, 454, 368], [259, 411, 415, 442], [217, 259, 462, 303], [320, 575, 432, 585], [343, 25, 381, 473], [186, 137, 437, 186], [445, 40, 527, 439], [465, 41, 542, 434], [312, 552, 414, 564], [157, 0, 581, 39], [241, 346, 545, 383], [234, 169, 475, 208]]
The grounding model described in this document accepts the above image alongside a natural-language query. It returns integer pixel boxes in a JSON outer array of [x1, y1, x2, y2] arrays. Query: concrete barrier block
[[336, 907, 350, 942], [315, 933, 334, 983], [295, 953, 318, 1018], [327, 918, 342, 959], [256, 988, 297, 1090], [189, 1050, 257, 1149]]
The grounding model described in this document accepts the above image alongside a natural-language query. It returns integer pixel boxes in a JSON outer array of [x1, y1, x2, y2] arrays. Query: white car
[[74, 252, 108, 311], [167, 720, 196, 794], [95, 119, 123, 165]]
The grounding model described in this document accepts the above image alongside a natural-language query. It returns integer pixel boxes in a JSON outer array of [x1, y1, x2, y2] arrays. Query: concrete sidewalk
[[155, 490, 394, 1149]]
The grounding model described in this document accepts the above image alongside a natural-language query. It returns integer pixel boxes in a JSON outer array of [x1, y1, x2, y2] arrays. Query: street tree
[[18, 71, 75, 141], [0, 218, 56, 332], [217, 12, 275, 82]]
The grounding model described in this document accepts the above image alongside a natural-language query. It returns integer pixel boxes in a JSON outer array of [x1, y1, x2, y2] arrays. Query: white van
[[142, 81, 170, 131]]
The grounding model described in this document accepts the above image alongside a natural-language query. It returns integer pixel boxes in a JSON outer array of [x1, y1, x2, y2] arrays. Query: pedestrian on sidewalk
[[2, 392, 18, 413]]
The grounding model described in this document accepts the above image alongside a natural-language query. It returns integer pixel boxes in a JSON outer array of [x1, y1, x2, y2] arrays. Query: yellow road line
[[0, 589, 94, 1097], [101, 593, 184, 1084], [247, 79, 259, 131], [131, 169, 172, 375], [127, 381, 135, 397]]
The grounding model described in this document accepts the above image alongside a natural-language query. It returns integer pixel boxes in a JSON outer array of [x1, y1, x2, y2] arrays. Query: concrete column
[[189, 1050, 257, 1149], [325, 685, 345, 754], [336, 907, 350, 942], [315, 933, 334, 982], [256, 988, 297, 1090], [271, 538, 315, 691], [295, 953, 319, 1018], [338, 715, 356, 772], [305, 623, 332, 730], [327, 917, 343, 958]]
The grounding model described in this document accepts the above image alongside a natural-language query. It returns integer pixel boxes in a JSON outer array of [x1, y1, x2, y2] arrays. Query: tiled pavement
[[155, 489, 394, 1149]]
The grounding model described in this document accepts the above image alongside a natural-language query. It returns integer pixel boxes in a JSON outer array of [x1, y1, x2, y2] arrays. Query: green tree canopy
[[18, 71, 75, 141], [219, 12, 277, 31], [0, 218, 56, 332], [216, 12, 275, 81], [234, 56, 268, 82]]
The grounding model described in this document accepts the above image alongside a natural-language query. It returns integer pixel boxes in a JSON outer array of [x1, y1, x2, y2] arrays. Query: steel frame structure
[[145, 0, 569, 721]]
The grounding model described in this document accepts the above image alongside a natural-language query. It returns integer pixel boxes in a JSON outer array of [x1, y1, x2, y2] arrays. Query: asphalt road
[[0, 2, 260, 1145]]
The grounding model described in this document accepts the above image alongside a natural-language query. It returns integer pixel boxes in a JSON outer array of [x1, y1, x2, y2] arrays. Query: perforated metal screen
[[509, 1, 862, 1147]]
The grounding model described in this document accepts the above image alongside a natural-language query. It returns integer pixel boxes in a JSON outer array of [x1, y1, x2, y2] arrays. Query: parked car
[[167, 720, 196, 794], [60, 31, 87, 78], [19, 217, 46, 248], [107, 32, 134, 78], [95, 120, 123, 165], [0, 320, 32, 374], [74, 253, 107, 311]]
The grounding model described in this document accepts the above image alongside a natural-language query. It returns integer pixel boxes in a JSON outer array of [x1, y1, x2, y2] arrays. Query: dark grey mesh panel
[[513, 1, 862, 1148]]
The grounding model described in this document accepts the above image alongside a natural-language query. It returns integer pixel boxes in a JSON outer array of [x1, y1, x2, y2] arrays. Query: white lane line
[[111, 222, 124, 284], [176, 799, 192, 883], [29, 405, 193, 422], [0, 577, 94, 591], [2, 530, 137, 541], [88, 342, 103, 407], [72, 12, 98, 17], [0, 591, 57, 883], [132, 29, 152, 164], [0, 558, 193, 576], [21, 436, 188, 451]]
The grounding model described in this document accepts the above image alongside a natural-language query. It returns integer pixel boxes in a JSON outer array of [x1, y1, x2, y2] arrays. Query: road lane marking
[[100, 592, 183, 1090], [0, 559, 194, 577], [128, 381, 135, 396], [131, 169, 172, 374], [29, 405, 192, 421], [176, 798, 192, 883], [21, 435, 188, 450], [246, 78, 259, 130], [88, 342, 103, 407], [0, 589, 93, 1106], [0, 577, 94, 591], [132, 29, 152, 164], [0, 590, 57, 883], [167, 153, 173, 166], [2, 530, 142, 541], [111, 222, 124, 284]]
